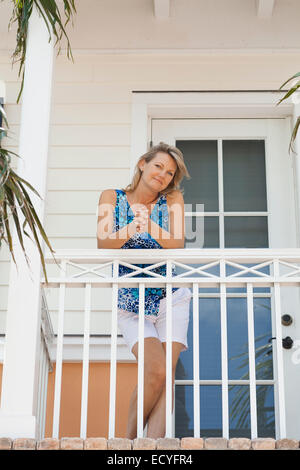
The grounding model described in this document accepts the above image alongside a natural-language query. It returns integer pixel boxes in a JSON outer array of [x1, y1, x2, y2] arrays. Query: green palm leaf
[[1, 136, 58, 283], [4, 0, 76, 103], [277, 72, 300, 152]]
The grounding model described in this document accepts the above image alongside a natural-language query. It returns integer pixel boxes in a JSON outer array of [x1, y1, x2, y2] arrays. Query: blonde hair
[[122, 142, 191, 197]]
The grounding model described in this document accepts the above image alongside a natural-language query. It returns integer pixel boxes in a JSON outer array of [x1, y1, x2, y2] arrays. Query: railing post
[[273, 260, 287, 439], [246, 283, 258, 439], [193, 282, 200, 438], [220, 259, 229, 439], [137, 283, 145, 437], [52, 260, 67, 438], [80, 283, 92, 438], [165, 259, 173, 437], [108, 260, 119, 438]]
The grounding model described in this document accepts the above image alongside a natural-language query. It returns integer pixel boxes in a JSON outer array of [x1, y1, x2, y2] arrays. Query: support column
[[292, 94, 300, 245], [0, 5, 54, 438]]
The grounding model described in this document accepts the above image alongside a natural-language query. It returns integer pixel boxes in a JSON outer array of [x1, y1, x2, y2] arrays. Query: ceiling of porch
[[0, 0, 300, 54]]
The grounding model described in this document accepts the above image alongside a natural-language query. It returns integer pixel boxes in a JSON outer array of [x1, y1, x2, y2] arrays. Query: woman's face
[[139, 152, 177, 192]]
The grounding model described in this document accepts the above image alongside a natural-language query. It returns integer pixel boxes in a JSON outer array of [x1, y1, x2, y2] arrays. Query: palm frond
[[278, 72, 300, 90], [6, 0, 76, 103], [277, 72, 300, 153], [0, 146, 59, 284]]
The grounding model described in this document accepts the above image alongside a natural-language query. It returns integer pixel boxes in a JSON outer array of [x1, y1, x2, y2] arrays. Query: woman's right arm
[[97, 189, 138, 249]]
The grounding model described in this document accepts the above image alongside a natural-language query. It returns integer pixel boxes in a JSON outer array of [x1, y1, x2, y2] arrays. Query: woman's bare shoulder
[[98, 189, 117, 205], [166, 189, 184, 203]]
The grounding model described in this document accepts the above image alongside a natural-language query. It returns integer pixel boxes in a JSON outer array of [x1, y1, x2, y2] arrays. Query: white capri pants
[[117, 287, 192, 353]]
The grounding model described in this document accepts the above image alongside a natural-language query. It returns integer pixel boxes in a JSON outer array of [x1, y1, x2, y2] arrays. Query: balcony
[[37, 247, 300, 440]]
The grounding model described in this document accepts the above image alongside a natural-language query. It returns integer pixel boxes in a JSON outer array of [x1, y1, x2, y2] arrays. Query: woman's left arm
[[148, 190, 185, 249]]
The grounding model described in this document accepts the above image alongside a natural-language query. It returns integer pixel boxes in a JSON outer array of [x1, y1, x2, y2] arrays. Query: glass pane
[[254, 298, 273, 380], [175, 385, 194, 438], [229, 385, 251, 438], [224, 216, 268, 248], [256, 385, 275, 437], [175, 385, 223, 438], [227, 298, 249, 380], [177, 140, 219, 211], [176, 298, 221, 381], [200, 386, 222, 437], [223, 140, 267, 211], [185, 216, 219, 248]]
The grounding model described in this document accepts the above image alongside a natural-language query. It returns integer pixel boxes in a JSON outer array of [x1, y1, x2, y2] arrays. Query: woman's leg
[[146, 341, 183, 438], [126, 337, 167, 440]]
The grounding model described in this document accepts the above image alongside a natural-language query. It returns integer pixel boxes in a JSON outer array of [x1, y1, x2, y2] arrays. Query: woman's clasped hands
[[132, 204, 149, 233]]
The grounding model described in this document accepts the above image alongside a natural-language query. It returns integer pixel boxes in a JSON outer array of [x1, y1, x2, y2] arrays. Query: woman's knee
[[146, 361, 166, 390]]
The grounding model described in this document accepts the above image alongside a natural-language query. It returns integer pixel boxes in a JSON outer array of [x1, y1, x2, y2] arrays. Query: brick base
[[0, 437, 299, 450]]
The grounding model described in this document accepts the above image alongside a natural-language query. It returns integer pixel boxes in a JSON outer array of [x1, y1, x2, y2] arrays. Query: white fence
[[39, 248, 300, 439], [36, 290, 54, 440]]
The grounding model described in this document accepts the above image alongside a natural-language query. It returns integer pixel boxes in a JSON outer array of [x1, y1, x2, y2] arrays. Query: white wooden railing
[[36, 290, 54, 440], [39, 248, 300, 440]]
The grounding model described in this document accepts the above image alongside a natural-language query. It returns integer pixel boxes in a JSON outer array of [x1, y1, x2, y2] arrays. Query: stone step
[[0, 436, 299, 450]]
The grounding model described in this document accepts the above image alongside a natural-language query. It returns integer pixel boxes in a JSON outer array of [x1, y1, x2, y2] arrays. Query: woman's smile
[[154, 177, 163, 184]]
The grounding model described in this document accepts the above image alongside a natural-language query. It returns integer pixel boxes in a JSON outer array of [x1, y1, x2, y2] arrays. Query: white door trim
[[130, 91, 294, 175]]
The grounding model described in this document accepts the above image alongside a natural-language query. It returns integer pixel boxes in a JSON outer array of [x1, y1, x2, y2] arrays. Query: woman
[[97, 142, 191, 439]]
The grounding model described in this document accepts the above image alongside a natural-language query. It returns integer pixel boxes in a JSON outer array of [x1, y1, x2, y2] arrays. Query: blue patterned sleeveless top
[[112, 189, 179, 321]]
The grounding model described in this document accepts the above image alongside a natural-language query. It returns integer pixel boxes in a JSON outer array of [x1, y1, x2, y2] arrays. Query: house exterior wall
[[0, 0, 300, 440]]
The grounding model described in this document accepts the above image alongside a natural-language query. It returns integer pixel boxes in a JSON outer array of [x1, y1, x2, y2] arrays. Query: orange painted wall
[[45, 362, 137, 438], [0, 362, 137, 438]]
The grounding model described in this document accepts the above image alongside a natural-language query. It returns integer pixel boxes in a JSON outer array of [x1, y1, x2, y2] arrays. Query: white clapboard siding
[[0, 261, 10, 284], [45, 214, 96, 237], [43, 278, 115, 336], [45, 285, 113, 310], [48, 146, 130, 169], [0, 243, 11, 263], [46, 191, 102, 214], [48, 310, 114, 335], [0, 285, 8, 331], [45, 238, 97, 249], [2, 104, 21, 125], [51, 104, 131, 125], [47, 168, 128, 191], [3, 103, 131, 126], [52, 82, 133, 104], [0, 63, 22, 82], [43, 279, 117, 335], [54, 60, 94, 83], [1, 124, 20, 148], [3, 82, 23, 104], [49, 124, 131, 146]]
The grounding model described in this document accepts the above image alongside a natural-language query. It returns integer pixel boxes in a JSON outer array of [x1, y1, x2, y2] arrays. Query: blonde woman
[[97, 142, 192, 439]]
